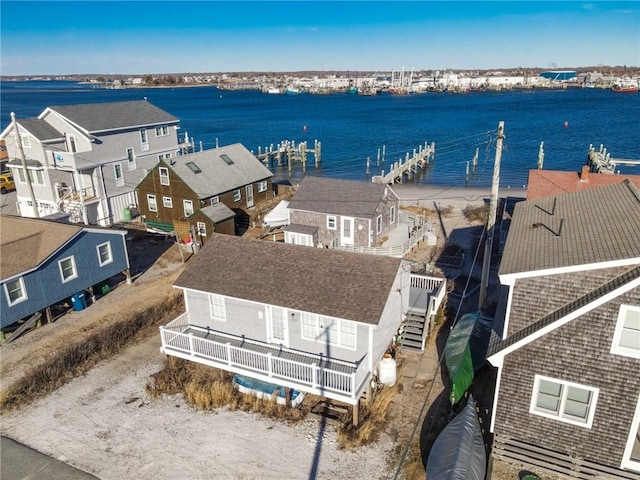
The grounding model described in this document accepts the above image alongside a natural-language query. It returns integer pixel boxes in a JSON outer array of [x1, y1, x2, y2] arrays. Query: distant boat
[[267, 87, 282, 94], [426, 396, 487, 480], [285, 87, 302, 95], [612, 85, 637, 93], [347, 86, 358, 94]]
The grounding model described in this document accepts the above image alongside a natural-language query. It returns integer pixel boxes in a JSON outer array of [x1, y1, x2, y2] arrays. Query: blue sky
[[1, 1, 638, 75]]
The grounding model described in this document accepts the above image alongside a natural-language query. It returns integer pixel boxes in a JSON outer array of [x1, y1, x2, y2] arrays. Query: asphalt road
[[0, 190, 18, 216]]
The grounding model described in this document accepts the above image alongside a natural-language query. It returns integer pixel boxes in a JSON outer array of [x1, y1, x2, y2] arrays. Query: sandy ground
[[1, 185, 554, 480]]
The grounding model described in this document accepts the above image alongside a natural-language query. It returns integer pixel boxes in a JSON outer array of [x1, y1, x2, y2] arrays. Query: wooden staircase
[[398, 312, 427, 353]]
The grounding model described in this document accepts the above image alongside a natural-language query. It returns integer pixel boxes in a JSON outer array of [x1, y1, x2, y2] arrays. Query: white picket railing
[[160, 316, 368, 399]]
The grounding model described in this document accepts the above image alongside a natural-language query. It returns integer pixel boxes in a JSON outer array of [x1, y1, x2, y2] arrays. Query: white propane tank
[[378, 356, 397, 386]]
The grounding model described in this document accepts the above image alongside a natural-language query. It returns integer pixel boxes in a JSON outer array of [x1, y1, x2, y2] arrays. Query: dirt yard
[[0, 186, 559, 480]]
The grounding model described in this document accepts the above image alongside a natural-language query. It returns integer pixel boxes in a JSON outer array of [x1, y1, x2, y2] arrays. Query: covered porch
[[159, 313, 371, 405]]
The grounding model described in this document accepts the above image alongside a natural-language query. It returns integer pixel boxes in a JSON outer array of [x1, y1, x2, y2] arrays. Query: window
[[232, 189, 241, 202], [341, 321, 356, 349], [27, 169, 45, 186], [183, 199, 194, 217], [269, 306, 287, 344], [97, 242, 113, 266], [4, 277, 27, 306], [147, 194, 157, 212], [258, 180, 268, 193], [16, 169, 26, 183], [20, 134, 31, 148], [114, 163, 124, 187], [126, 148, 136, 170], [530, 375, 599, 427], [68, 135, 77, 153], [158, 153, 171, 161], [159, 167, 170, 186], [376, 215, 383, 234], [327, 215, 337, 230], [390, 205, 396, 224], [162, 196, 173, 208], [197, 222, 206, 237], [140, 128, 148, 146], [300, 313, 356, 350], [209, 294, 226, 321], [58, 256, 77, 283], [155, 125, 169, 137], [611, 305, 640, 359], [210, 196, 219, 205]]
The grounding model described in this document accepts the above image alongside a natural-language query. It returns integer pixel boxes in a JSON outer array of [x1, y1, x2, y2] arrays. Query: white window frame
[[530, 375, 599, 428], [140, 128, 149, 151], [390, 205, 396, 224], [258, 180, 268, 193], [20, 134, 31, 148], [58, 256, 78, 283], [197, 221, 206, 237], [162, 196, 173, 208], [159, 167, 170, 186], [96, 242, 113, 267], [210, 196, 219, 205], [611, 304, 640, 359], [376, 214, 383, 234], [16, 168, 26, 183], [114, 163, 124, 187], [126, 147, 136, 171], [300, 312, 357, 350], [268, 306, 288, 346], [158, 153, 171, 161], [209, 293, 226, 321], [147, 194, 157, 212], [621, 393, 640, 472], [327, 215, 337, 230], [155, 125, 169, 137], [27, 169, 45, 186], [4, 277, 27, 306], [183, 199, 194, 217], [232, 189, 241, 202], [68, 134, 77, 153]]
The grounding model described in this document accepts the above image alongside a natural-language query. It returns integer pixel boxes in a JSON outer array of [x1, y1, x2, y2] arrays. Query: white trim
[[488, 275, 640, 364], [58, 255, 78, 283], [162, 196, 173, 208], [611, 304, 640, 359], [96, 241, 113, 267], [267, 305, 289, 346], [147, 194, 157, 212], [621, 393, 640, 472], [114, 162, 124, 187], [232, 189, 241, 202], [4, 276, 28, 306], [183, 199, 194, 217], [529, 374, 599, 428], [208, 293, 226, 321], [327, 215, 337, 230], [489, 365, 503, 432], [159, 167, 170, 186], [376, 214, 382, 234], [300, 312, 357, 351], [500, 259, 640, 286]]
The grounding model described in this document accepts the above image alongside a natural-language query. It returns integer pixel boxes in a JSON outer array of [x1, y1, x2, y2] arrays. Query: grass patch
[[0, 292, 183, 414], [462, 204, 489, 223]]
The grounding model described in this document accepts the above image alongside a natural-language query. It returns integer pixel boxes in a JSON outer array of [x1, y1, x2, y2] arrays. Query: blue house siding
[[1, 231, 129, 328]]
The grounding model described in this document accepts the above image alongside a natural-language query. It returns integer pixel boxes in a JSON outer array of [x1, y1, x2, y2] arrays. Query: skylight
[[186, 162, 201, 173], [221, 154, 234, 165]]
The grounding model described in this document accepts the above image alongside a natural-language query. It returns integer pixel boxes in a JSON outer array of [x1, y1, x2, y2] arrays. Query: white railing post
[[226, 342, 232, 366], [188, 333, 195, 356], [267, 353, 273, 377], [350, 372, 357, 398], [312, 363, 318, 389]]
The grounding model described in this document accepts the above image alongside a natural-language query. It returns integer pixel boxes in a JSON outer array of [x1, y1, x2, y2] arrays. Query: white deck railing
[[160, 314, 369, 400]]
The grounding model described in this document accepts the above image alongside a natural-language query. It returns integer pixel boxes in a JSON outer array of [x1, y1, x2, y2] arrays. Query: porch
[[159, 313, 370, 405]]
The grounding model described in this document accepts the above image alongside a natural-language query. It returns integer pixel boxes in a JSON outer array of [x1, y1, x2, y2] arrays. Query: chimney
[[580, 165, 590, 182]]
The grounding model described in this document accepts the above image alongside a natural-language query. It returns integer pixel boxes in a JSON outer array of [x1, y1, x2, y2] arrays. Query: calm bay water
[[1, 81, 638, 188]]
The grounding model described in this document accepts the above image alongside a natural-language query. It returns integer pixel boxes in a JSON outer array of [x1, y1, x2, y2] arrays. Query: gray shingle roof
[[48, 100, 178, 133], [499, 180, 640, 275], [169, 144, 273, 198], [288, 176, 390, 218], [199, 202, 235, 223], [18, 118, 64, 142], [174, 233, 403, 325]]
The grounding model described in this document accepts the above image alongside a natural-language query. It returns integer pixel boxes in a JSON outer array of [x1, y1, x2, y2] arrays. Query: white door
[[341, 216, 354, 245], [246, 185, 254, 208], [269, 306, 288, 346]]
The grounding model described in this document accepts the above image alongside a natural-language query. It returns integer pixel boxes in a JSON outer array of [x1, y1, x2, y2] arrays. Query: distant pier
[[371, 142, 436, 184], [253, 140, 322, 173], [587, 144, 640, 174]]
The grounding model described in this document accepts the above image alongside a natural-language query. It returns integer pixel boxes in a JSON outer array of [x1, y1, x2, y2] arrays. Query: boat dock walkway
[[587, 144, 640, 174], [372, 142, 436, 184], [253, 140, 322, 173]]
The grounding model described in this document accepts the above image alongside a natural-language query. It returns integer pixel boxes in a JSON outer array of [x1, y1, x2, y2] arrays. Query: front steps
[[398, 313, 427, 353]]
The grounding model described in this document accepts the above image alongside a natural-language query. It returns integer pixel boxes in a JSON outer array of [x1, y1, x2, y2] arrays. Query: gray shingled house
[[487, 180, 640, 479], [159, 233, 446, 420], [0, 100, 183, 225], [136, 143, 273, 238]]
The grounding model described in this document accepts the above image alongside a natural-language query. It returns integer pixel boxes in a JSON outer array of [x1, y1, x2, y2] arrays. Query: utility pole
[[478, 121, 504, 310], [11, 112, 39, 218]]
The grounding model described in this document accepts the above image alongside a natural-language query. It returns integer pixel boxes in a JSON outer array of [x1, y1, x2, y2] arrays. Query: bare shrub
[[462, 204, 488, 223]]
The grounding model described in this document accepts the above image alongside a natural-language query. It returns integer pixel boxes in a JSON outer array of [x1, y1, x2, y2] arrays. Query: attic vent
[[186, 162, 201, 173], [221, 154, 234, 165]]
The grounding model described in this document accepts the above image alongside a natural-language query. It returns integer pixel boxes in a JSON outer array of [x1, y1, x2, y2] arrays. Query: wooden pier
[[253, 140, 322, 173], [587, 144, 640, 174], [371, 142, 436, 184]]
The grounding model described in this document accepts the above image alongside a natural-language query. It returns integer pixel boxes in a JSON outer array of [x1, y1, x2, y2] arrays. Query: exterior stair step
[[401, 325, 424, 336]]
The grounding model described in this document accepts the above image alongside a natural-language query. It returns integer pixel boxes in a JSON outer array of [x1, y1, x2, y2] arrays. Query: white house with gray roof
[[486, 180, 640, 479], [0, 100, 183, 226]]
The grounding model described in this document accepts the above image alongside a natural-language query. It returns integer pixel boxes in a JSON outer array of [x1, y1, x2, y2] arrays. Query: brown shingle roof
[[174, 234, 403, 325], [499, 180, 640, 275], [288, 176, 390, 218], [0, 216, 82, 280]]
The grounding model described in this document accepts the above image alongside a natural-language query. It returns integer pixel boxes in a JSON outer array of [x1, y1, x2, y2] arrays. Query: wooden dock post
[[366, 157, 370, 175], [301, 141, 307, 172], [473, 147, 479, 170], [466, 161, 470, 180], [382, 145, 386, 163], [377, 148, 381, 167], [537, 142, 545, 169]]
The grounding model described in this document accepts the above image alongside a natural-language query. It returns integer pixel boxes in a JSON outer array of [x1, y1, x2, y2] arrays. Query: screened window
[[4, 277, 27, 306], [611, 305, 640, 359], [114, 163, 124, 187], [147, 194, 157, 212], [258, 180, 268, 193], [126, 148, 136, 170], [232, 189, 241, 202], [183, 200, 194, 217], [159, 167, 170, 186], [327, 215, 337, 230], [97, 242, 113, 266], [59, 256, 77, 283], [155, 125, 169, 136], [531, 375, 598, 427], [209, 294, 226, 321], [163, 196, 173, 208]]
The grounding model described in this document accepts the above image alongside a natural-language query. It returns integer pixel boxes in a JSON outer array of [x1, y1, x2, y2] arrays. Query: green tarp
[[445, 311, 493, 405]]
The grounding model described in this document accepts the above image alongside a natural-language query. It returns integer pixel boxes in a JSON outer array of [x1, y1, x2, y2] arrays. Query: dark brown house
[[487, 180, 640, 479], [136, 143, 273, 238]]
